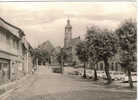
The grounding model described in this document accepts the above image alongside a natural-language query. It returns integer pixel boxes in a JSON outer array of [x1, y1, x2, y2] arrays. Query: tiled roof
[[0, 17, 25, 38]]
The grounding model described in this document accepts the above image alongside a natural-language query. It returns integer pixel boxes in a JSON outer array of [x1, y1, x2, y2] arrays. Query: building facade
[[64, 19, 81, 65], [94, 59, 122, 72], [23, 40, 33, 74], [0, 17, 33, 85], [87, 52, 123, 72], [63, 19, 124, 72]]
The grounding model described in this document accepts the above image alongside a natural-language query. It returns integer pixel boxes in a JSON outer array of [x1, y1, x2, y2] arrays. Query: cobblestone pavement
[[5, 66, 136, 100]]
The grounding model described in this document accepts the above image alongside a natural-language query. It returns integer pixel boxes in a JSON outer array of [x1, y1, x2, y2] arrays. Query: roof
[[65, 19, 72, 28], [38, 40, 55, 54], [0, 17, 25, 38], [70, 36, 81, 47]]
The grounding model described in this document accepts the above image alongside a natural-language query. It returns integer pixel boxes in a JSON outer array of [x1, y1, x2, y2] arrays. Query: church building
[[63, 19, 126, 72], [64, 19, 81, 65]]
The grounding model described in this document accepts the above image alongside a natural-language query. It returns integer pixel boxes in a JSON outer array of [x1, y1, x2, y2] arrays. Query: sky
[[0, 2, 136, 48], [0, 0, 136, 1]]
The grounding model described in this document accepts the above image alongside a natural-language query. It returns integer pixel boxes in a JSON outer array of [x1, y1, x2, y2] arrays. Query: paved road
[[5, 66, 136, 100]]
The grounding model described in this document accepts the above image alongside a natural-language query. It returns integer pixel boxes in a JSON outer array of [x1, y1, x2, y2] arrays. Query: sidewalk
[[0, 73, 36, 100], [64, 67, 137, 92], [79, 76, 137, 93]]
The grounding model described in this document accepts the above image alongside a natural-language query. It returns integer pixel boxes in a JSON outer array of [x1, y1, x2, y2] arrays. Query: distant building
[[94, 54, 123, 72], [64, 19, 81, 65], [0, 17, 33, 85], [38, 40, 54, 54], [22, 40, 34, 75]]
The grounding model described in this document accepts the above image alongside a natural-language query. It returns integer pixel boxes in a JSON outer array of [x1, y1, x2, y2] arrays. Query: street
[[0, 3, 137, 100], [5, 66, 136, 100]]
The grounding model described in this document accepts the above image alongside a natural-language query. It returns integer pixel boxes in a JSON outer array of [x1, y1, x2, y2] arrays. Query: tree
[[76, 41, 89, 78], [32, 48, 50, 65], [116, 20, 136, 88], [41, 49, 50, 64], [56, 48, 67, 73], [86, 26, 100, 81], [86, 26, 117, 84]]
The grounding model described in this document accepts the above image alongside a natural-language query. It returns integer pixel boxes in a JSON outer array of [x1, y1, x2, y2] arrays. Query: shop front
[[0, 58, 10, 85], [0, 51, 19, 85]]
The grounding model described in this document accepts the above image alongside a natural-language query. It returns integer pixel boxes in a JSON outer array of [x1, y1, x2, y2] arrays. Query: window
[[96, 64, 99, 70], [6, 34, 10, 48], [0, 31, 2, 41], [9, 37, 12, 48], [100, 63, 103, 70], [0, 63, 2, 71], [12, 38, 17, 49], [3, 33, 6, 44], [15, 40, 17, 49], [115, 63, 118, 71], [17, 41, 19, 49], [0, 31, 4, 42], [111, 63, 114, 70]]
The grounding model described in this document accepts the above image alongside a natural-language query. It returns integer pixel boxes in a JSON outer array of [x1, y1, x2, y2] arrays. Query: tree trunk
[[93, 67, 98, 81], [90, 62, 98, 81], [61, 56, 64, 74], [83, 62, 87, 78], [128, 67, 133, 88], [104, 59, 112, 84], [49, 56, 51, 64]]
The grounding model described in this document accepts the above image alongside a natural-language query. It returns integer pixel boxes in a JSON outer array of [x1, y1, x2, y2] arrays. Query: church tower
[[64, 19, 72, 48]]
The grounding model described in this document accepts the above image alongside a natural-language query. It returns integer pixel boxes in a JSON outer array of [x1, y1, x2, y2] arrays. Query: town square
[[0, 2, 137, 100]]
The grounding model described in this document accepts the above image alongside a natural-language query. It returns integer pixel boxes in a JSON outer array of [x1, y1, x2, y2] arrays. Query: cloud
[[0, 2, 136, 48]]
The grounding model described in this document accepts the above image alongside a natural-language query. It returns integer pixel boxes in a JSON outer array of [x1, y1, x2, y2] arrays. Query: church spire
[[67, 18, 70, 25], [64, 18, 72, 48], [65, 18, 72, 28]]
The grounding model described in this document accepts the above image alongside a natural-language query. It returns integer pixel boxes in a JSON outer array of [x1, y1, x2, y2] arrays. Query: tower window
[[115, 63, 118, 71]]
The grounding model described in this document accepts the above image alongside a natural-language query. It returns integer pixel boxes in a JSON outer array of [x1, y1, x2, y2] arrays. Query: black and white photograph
[[0, 1, 137, 100]]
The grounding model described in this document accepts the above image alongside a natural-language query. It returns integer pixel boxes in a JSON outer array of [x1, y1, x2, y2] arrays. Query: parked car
[[132, 72, 137, 82], [78, 69, 93, 79], [122, 72, 137, 82], [98, 71, 107, 79], [110, 71, 125, 81], [69, 71, 80, 75], [86, 70, 94, 79], [78, 69, 83, 76], [75, 64, 83, 68], [52, 67, 62, 73], [97, 71, 105, 78], [103, 71, 123, 80], [115, 72, 125, 80]]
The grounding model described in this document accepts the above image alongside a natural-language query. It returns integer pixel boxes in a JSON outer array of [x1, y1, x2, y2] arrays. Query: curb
[[0, 89, 14, 100], [0, 74, 31, 100]]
